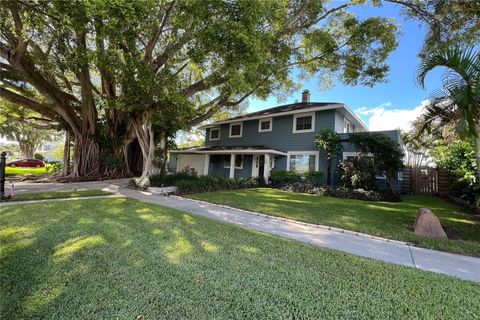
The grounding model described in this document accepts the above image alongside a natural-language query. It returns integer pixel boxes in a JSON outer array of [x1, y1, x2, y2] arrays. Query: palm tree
[[416, 45, 480, 177]]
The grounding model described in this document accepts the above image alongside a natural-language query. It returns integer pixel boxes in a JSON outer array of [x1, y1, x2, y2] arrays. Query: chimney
[[301, 89, 310, 103]]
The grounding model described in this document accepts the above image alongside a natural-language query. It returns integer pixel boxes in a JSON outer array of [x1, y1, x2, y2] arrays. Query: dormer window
[[229, 122, 243, 138], [209, 127, 220, 141], [343, 119, 352, 133], [293, 112, 315, 133], [258, 118, 272, 132]]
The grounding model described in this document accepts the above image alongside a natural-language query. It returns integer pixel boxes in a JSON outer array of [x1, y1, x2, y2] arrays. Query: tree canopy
[[0, 100, 58, 158], [415, 45, 480, 177], [1, 0, 476, 178]]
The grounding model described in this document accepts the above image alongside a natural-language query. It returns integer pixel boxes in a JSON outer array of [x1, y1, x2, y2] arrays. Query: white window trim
[[286, 151, 319, 172], [209, 127, 220, 141], [258, 117, 272, 132], [342, 152, 386, 179], [343, 118, 351, 133], [293, 112, 315, 133], [224, 154, 244, 169], [229, 122, 243, 138], [342, 152, 360, 160]]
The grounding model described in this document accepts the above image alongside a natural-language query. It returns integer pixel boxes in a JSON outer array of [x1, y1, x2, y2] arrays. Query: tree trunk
[[326, 159, 332, 185], [157, 132, 168, 175], [387, 174, 397, 195], [19, 143, 35, 159], [475, 124, 480, 179], [25, 148, 34, 159], [70, 134, 101, 178], [132, 118, 161, 178], [63, 131, 71, 176]]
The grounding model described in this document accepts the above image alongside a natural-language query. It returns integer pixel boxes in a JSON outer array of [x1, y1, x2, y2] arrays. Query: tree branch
[[0, 87, 58, 119], [144, 0, 176, 63], [182, 72, 228, 97]]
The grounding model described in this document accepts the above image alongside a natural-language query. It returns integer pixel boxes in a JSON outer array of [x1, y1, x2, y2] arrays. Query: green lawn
[[188, 188, 480, 257], [1, 198, 479, 319], [8, 190, 113, 202], [5, 166, 49, 177]]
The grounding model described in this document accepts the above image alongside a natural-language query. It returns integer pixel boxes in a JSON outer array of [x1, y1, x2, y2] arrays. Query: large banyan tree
[[2, 0, 466, 179]]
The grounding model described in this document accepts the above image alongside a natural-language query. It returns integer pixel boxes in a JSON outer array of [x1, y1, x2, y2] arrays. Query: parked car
[[6, 159, 45, 168]]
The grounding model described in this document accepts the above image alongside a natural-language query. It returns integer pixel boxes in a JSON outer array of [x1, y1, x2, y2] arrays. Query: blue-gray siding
[[207, 155, 253, 178], [205, 109, 339, 179], [334, 111, 345, 133], [206, 109, 337, 150], [171, 109, 404, 191]]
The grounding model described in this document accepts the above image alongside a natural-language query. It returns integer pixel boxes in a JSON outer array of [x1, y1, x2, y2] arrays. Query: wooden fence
[[402, 166, 449, 196]]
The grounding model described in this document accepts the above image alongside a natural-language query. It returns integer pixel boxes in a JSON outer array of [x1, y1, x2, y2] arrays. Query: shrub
[[180, 166, 199, 176], [150, 171, 198, 187], [34, 153, 44, 160], [129, 176, 150, 190], [269, 169, 303, 186], [303, 171, 324, 186], [431, 140, 478, 207], [279, 183, 400, 202], [347, 132, 404, 194], [175, 175, 259, 195], [337, 156, 376, 190], [46, 161, 63, 174]]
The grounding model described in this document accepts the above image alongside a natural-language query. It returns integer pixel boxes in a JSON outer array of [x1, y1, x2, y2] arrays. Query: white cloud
[[355, 100, 428, 132]]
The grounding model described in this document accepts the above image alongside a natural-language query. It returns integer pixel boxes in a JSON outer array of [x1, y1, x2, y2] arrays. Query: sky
[[247, 1, 444, 132]]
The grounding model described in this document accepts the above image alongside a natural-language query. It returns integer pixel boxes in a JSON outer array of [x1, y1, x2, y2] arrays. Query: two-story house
[[170, 90, 403, 189]]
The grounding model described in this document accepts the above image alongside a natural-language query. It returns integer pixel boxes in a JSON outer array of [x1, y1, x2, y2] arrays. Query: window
[[258, 118, 272, 132], [224, 155, 244, 169], [398, 170, 404, 181], [343, 119, 352, 133], [209, 127, 220, 141], [293, 112, 315, 133], [287, 152, 318, 172], [229, 122, 243, 138]]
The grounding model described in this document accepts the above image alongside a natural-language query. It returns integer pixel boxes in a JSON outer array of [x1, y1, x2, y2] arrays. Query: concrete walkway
[[7, 179, 480, 282]]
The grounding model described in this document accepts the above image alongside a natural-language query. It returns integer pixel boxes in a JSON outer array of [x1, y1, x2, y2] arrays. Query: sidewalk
[[9, 180, 480, 282]]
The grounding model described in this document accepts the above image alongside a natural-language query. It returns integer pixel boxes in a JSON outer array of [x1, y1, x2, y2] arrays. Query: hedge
[[270, 169, 324, 186], [130, 172, 262, 194], [175, 176, 260, 195], [279, 183, 400, 202]]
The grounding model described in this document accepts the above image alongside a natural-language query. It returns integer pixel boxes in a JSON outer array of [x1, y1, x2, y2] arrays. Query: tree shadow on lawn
[[3, 198, 335, 318], [0, 198, 250, 318], [1, 197, 480, 319]]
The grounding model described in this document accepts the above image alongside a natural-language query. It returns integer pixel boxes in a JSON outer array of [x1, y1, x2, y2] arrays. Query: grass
[[188, 188, 480, 257], [5, 166, 50, 177], [7, 190, 113, 202], [0, 197, 478, 319]]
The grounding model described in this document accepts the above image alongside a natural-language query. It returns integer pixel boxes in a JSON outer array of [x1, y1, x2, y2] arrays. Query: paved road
[[6, 179, 480, 282]]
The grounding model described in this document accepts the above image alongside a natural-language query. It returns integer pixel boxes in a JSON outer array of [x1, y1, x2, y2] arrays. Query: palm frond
[[416, 46, 478, 89], [416, 45, 479, 139]]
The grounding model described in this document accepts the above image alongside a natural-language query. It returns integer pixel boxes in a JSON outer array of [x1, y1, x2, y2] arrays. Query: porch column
[[264, 153, 271, 183], [251, 155, 257, 177], [203, 154, 210, 175], [229, 154, 235, 178]]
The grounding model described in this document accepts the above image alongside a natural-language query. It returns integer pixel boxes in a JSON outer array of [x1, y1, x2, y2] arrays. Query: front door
[[258, 155, 265, 178]]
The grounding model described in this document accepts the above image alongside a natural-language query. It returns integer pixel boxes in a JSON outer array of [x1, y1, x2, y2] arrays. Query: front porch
[[170, 146, 287, 182]]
